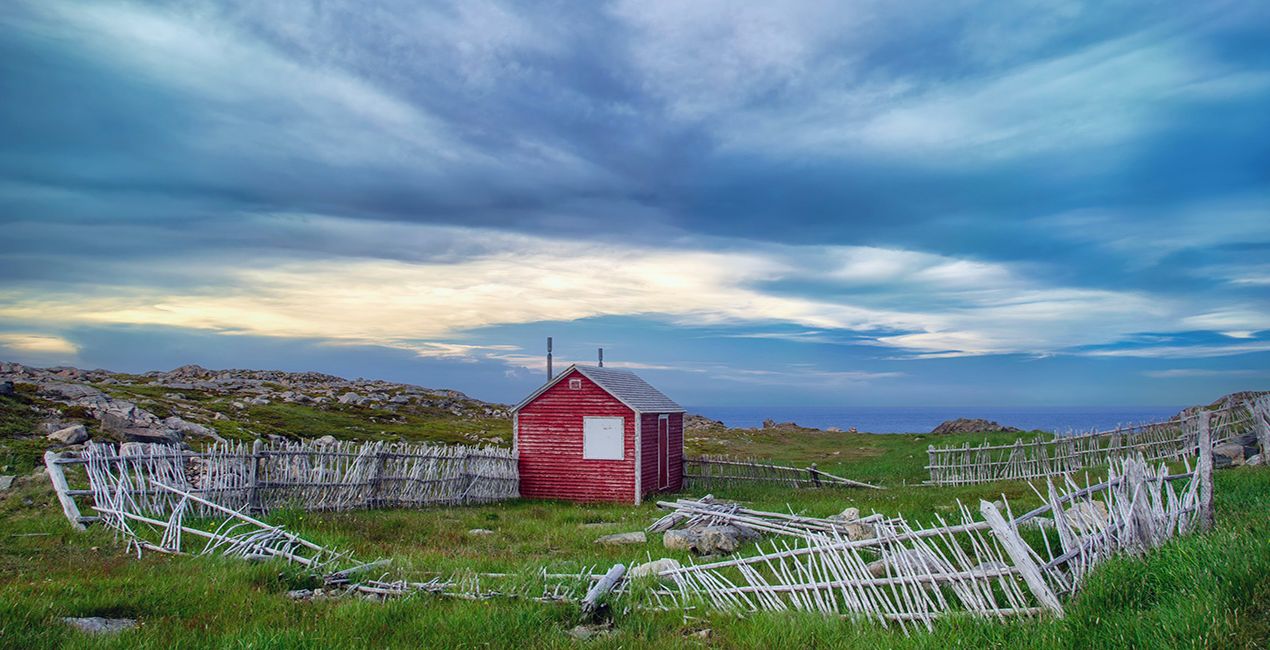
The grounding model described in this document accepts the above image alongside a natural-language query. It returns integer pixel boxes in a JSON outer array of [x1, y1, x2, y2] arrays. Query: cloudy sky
[[2, 0, 1268, 406]]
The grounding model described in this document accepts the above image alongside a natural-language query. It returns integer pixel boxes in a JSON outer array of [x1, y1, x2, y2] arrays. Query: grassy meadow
[[0, 391, 1267, 648]]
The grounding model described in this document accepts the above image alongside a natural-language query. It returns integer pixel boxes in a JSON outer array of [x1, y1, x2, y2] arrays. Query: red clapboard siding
[[517, 368, 636, 503]]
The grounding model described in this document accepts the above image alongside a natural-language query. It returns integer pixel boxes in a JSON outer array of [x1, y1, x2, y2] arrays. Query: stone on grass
[[594, 531, 646, 545], [566, 623, 612, 640], [828, 507, 858, 523], [1246, 453, 1263, 467], [662, 526, 752, 555], [63, 617, 137, 635], [1212, 443, 1245, 469], [0, 475, 14, 491], [48, 424, 89, 445], [866, 548, 950, 578], [629, 558, 681, 578], [468, 528, 494, 536], [662, 529, 699, 552], [1063, 500, 1109, 534], [315, 435, 338, 445]]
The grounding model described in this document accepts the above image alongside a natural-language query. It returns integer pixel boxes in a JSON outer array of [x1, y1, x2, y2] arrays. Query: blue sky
[[1, 0, 1268, 406]]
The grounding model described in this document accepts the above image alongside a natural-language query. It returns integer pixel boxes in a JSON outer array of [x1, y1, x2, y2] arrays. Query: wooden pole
[[44, 451, 86, 531], [980, 500, 1064, 618], [1196, 411, 1214, 532]]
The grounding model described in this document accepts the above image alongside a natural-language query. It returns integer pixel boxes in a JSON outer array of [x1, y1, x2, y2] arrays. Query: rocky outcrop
[[1, 360, 514, 449], [930, 418, 1021, 435], [762, 419, 800, 430], [684, 414, 726, 432]]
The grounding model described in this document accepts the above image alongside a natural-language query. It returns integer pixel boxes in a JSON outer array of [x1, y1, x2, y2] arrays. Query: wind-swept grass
[[1, 418, 1266, 648]]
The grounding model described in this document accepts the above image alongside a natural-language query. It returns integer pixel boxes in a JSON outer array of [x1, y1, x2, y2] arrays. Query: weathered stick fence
[[927, 395, 1266, 486], [639, 451, 1209, 633], [47, 438, 518, 526], [685, 455, 882, 490]]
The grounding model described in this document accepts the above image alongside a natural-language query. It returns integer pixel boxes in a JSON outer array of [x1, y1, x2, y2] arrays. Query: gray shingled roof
[[574, 365, 684, 413], [514, 364, 684, 413]]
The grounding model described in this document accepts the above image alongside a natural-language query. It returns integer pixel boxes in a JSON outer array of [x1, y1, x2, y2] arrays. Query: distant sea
[[685, 406, 1186, 435]]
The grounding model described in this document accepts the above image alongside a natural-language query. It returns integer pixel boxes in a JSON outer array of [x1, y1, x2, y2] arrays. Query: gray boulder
[[662, 525, 752, 555], [0, 380, 13, 396], [48, 424, 89, 445], [338, 392, 366, 406], [0, 475, 14, 491], [38, 382, 102, 401], [162, 416, 223, 442], [1212, 442, 1245, 469]]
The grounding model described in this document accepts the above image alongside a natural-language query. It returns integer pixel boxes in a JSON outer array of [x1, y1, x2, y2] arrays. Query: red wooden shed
[[513, 364, 685, 504]]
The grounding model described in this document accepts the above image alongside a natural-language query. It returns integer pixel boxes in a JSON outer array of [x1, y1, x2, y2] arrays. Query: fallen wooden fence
[[684, 455, 882, 490], [641, 444, 1212, 633], [927, 396, 1267, 486], [47, 438, 518, 525]]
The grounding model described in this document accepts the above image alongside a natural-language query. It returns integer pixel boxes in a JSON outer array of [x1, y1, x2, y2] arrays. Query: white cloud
[[0, 216, 1237, 363], [0, 333, 79, 362], [655, 21, 1270, 163], [1085, 341, 1270, 359], [1142, 369, 1261, 379]]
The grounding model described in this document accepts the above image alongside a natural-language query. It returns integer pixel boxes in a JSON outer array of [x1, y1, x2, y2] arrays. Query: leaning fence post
[[809, 463, 820, 488], [1196, 410, 1214, 532], [247, 439, 262, 514], [980, 500, 1064, 618], [44, 451, 86, 531], [1254, 397, 1270, 463]]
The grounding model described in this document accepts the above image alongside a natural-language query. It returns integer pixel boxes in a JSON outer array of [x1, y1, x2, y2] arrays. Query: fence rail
[[48, 438, 518, 524], [685, 455, 882, 490], [927, 396, 1268, 486]]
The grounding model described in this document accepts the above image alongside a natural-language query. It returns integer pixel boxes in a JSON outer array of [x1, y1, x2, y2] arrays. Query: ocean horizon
[[685, 405, 1187, 435]]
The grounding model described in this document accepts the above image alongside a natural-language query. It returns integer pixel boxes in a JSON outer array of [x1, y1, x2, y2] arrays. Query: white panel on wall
[[583, 416, 624, 460]]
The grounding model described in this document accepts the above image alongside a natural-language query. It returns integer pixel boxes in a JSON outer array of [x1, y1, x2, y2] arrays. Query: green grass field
[[1, 391, 1267, 648]]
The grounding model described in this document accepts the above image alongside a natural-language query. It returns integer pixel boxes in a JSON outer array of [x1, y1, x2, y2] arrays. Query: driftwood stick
[[581, 563, 626, 619]]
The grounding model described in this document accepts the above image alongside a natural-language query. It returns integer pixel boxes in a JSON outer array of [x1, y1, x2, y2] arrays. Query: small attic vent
[[569, 378, 582, 390]]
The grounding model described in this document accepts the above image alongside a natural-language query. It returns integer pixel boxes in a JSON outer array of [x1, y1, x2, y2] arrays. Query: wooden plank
[[43, 451, 86, 531], [980, 500, 1063, 618]]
